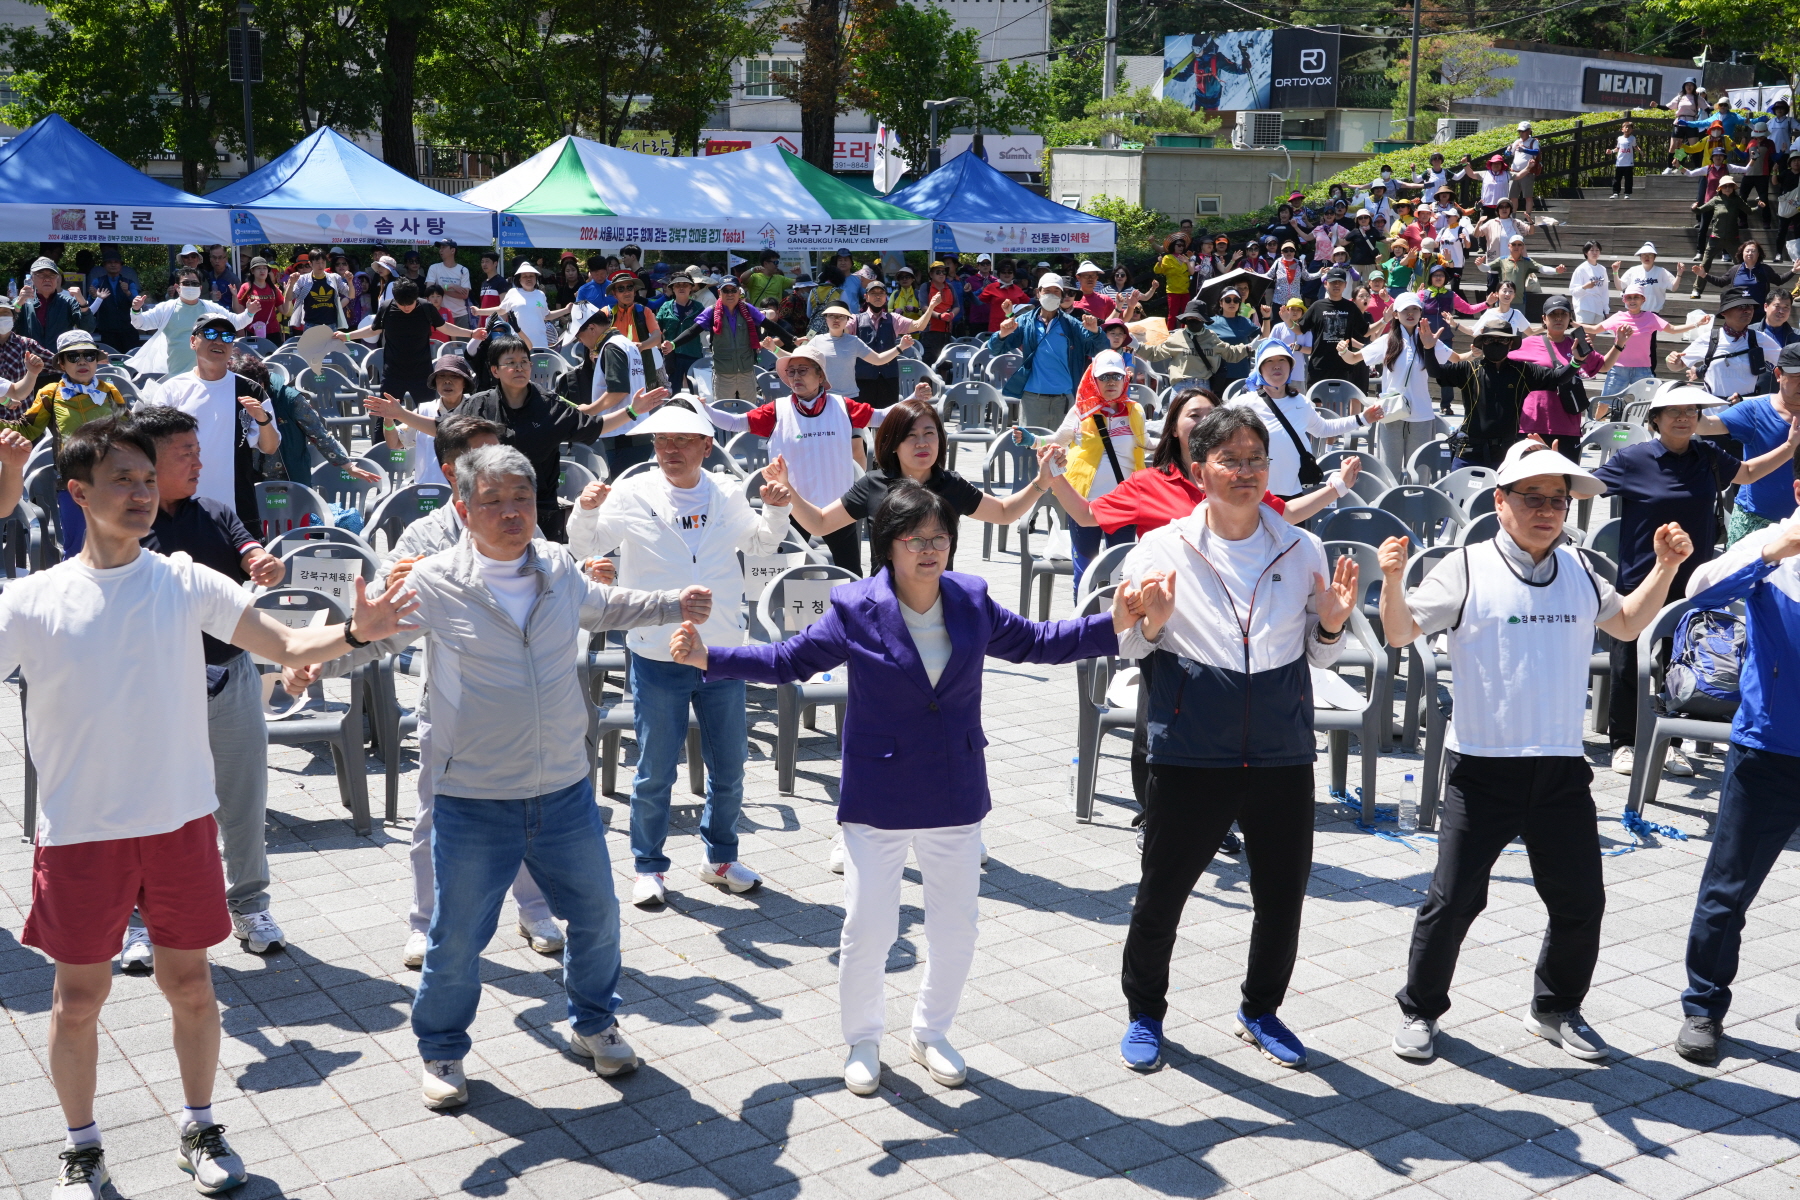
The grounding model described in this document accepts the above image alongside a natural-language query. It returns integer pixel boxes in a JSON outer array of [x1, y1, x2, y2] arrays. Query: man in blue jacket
[[1675, 463, 1800, 1063], [987, 271, 1105, 429]]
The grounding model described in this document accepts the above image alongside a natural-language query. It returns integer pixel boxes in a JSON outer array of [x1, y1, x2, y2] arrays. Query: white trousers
[[839, 820, 983, 1047], [408, 721, 553, 932]]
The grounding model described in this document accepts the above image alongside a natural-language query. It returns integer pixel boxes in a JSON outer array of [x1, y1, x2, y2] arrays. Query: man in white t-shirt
[[1377, 439, 1692, 1065], [9, 417, 417, 1200], [1679, 286, 1784, 398], [425, 239, 472, 326], [1612, 242, 1685, 314], [156, 315, 280, 523], [569, 404, 793, 909]]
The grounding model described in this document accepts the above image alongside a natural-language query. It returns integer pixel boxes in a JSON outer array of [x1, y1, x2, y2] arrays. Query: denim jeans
[[412, 778, 623, 1061], [1069, 522, 1133, 601], [629, 655, 747, 874], [1603, 365, 1655, 396]]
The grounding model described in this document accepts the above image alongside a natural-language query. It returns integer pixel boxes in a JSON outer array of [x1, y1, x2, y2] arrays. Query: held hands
[[1377, 535, 1410, 579], [1653, 522, 1695, 569], [760, 475, 794, 507], [763, 454, 790, 490], [349, 575, 421, 642], [1338, 455, 1362, 490], [1316, 553, 1361, 633], [678, 585, 713, 624], [1109, 578, 1145, 633], [0, 429, 30, 472], [669, 619, 708, 669], [583, 557, 615, 586], [577, 481, 611, 510]]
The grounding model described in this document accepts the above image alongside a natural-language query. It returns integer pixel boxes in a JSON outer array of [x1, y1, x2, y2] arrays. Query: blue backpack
[[1664, 608, 1745, 720]]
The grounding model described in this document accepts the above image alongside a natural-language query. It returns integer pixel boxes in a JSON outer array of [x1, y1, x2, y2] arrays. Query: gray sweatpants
[[1019, 391, 1074, 431], [408, 720, 553, 933], [1377, 418, 1440, 480]]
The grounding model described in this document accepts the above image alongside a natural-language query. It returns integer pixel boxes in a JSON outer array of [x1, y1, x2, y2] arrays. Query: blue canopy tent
[[884, 151, 1115, 256], [211, 127, 493, 247], [0, 114, 229, 246]]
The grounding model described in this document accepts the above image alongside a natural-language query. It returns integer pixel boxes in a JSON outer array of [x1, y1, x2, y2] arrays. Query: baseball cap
[[1508, 233, 1526, 244], [1391, 292, 1424, 313], [1780, 342, 1800, 372], [1325, 266, 1351, 282], [1091, 349, 1128, 378], [178, 244, 201, 257], [1036, 272, 1064, 293], [1541, 295, 1574, 316], [54, 329, 99, 356], [193, 314, 238, 337], [976, 253, 992, 263], [28, 256, 58, 275], [1494, 438, 1606, 498], [634, 403, 715, 438], [1517, 121, 1532, 131]]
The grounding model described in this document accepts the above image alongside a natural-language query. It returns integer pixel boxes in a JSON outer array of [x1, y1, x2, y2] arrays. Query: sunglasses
[[199, 327, 238, 343], [60, 350, 101, 363]]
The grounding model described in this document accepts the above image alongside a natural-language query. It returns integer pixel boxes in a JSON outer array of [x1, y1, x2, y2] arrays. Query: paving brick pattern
[[2, 445, 1798, 1199]]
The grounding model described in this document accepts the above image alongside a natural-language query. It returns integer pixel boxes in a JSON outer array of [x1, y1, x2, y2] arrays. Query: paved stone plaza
[[2, 480, 1799, 1200]]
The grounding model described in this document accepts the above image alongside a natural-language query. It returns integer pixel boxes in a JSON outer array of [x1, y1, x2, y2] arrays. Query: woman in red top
[[1041, 385, 1361, 829], [919, 260, 960, 366], [235, 257, 284, 342]]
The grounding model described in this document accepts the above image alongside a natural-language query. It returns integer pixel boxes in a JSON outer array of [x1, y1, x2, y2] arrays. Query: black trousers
[[919, 330, 951, 367], [1743, 175, 1773, 226], [820, 522, 862, 576], [1612, 165, 1635, 197], [856, 376, 900, 409], [1396, 752, 1605, 1021], [1121, 762, 1314, 1021]]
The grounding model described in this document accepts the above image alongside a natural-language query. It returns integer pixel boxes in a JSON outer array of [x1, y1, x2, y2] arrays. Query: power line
[[1191, 0, 1636, 40]]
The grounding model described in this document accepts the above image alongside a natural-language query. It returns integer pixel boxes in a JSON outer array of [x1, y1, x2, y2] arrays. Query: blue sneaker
[[1120, 1015, 1164, 1071], [1235, 1008, 1307, 1069]]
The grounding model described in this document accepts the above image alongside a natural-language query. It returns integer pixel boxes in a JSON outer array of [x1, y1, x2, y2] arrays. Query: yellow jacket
[[1061, 399, 1147, 498], [4, 379, 128, 444]]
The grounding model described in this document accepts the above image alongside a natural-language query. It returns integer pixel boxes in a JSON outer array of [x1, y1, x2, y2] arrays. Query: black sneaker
[[1676, 1015, 1721, 1064], [1219, 831, 1242, 854]]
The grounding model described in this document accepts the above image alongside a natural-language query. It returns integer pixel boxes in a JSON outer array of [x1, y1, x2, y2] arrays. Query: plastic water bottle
[[1068, 755, 1079, 810], [1398, 773, 1418, 834]]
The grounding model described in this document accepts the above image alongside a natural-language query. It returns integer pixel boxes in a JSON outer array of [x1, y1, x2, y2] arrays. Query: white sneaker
[[829, 834, 846, 874], [632, 873, 667, 907], [570, 1024, 641, 1076], [175, 1121, 247, 1195], [51, 1145, 108, 1199], [910, 1033, 968, 1087], [1608, 193, 1620, 199], [420, 1060, 468, 1109], [519, 916, 565, 953], [844, 1040, 881, 1095], [402, 930, 428, 969], [119, 925, 154, 973], [1611, 745, 1635, 776], [231, 910, 285, 955], [1665, 747, 1697, 777], [979, 843, 989, 866], [699, 861, 762, 894]]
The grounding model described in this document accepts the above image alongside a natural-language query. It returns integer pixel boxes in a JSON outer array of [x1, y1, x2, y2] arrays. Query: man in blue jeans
[[988, 272, 1105, 430], [1675, 462, 1800, 1063], [570, 403, 795, 908], [363, 443, 711, 1109]]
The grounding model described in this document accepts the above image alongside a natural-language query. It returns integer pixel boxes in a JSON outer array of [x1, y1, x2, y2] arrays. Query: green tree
[[846, 1, 983, 172], [1386, 34, 1518, 125], [1080, 193, 1173, 254], [1641, 0, 1800, 82], [1046, 86, 1219, 149]]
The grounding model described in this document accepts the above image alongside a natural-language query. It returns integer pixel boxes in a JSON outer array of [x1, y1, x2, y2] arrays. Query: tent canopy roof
[[0, 114, 222, 210], [884, 152, 1108, 226], [208, 127, 489, 214]]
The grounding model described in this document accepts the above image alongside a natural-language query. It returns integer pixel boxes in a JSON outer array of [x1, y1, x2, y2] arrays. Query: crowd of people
[[8, 104, 1800, 1195]]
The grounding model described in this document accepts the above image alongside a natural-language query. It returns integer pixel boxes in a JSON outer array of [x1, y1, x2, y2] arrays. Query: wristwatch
[[342, 617, 369, 648]]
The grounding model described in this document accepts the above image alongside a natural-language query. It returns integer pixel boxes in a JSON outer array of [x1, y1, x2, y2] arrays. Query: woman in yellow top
[[1154, 233, 1195, 330], [1033, 347, 1146, 600], [1, 328, 117, 554]]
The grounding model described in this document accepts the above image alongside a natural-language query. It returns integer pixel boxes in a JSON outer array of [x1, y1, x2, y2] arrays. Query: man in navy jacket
[[1676, 463, 1800, 1063], [987, 271, 1105, 430]]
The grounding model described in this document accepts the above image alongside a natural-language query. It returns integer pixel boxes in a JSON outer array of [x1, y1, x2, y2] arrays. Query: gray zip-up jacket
[[373, 535, 683, 799]]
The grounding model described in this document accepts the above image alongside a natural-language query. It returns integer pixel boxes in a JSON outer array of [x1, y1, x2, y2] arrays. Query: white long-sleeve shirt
[[1229, 387, 1365, 497]]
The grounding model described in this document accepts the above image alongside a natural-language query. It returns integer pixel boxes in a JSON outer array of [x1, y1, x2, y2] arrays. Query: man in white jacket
[[570, 402, 794, 907]]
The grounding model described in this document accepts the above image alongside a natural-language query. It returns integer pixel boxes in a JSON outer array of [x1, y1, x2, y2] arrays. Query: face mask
[[0, 317, 13, 334], [179, 285, 201, 301], [1481, 341, 1511, 363], [1039, 293, 1061, 312]]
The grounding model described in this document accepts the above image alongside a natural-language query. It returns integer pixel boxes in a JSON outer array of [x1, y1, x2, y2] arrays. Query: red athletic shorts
[[22, 815, 230, 965]]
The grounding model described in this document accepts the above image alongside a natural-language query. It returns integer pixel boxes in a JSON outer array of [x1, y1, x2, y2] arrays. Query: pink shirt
[[1511, 332, 1605, 438], [1600, 310, 1671, 369]]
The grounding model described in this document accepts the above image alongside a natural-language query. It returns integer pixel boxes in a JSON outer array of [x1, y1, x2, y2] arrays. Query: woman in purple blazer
[[671, 480, 1137, 1097]]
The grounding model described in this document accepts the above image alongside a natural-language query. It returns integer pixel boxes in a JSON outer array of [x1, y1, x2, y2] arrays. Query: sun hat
[[774, 340, 833, 385], [1645, 385, 1726, 411], [1494, 438, 1606, 498], [817, 304, 851, 319], [633, 403, 715, 438], [54, 329, 99, 357], [1718, 286, 1758, 312], [1076, 261, 1103, 276], [514, 261, 541, 276], [1471, 311, 1523, 342], [430, 354, 476, 385], [1636, 242, 1659, 256]]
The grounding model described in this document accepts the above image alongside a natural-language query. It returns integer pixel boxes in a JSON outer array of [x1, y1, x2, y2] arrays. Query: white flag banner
[[872, 124, 908, 194]]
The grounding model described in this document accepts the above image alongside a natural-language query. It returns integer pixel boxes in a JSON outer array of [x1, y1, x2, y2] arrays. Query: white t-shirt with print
[[427, 262, 472, 318], [0, 551, 253, 845], [1615, 135, 1637, 168], [669, 482, 711, 558], [503, 287, 550, 347]]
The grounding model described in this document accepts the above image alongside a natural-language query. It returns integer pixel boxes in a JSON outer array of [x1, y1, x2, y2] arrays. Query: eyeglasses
[[60, 350, 100, 363], [1501, 488, 1571, 511], [897, 534, 951, 553], [653, 434, 710, 448], [199, 328, 237, 343], [495, 357, 532, 371], [1207, 455, 1269, 475]]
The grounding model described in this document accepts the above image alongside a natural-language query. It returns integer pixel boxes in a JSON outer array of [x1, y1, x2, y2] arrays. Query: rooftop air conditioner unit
[[1435, 118, 1481, 143], [1233, 111, 1284, 149]]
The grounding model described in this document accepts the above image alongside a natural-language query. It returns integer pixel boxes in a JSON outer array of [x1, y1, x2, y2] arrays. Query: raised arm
[[1376, 535, 1421, 646], [229, 576, 419, 666]]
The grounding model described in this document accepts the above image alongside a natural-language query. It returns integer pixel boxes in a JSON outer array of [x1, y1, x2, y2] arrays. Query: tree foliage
[[1641, 0, 1800, 81], [1386, 34, 1518, 123], [1080, 193, 1173, 253], [846, 1, 983, 171], [1046, 87, 1219, 149]]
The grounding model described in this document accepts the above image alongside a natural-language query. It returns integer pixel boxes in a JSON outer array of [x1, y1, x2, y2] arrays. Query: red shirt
[[1088, 465, 1284, 536], [744, 395, 874, 438], [1073, 290, 1116, 323], [979, 281, 1029, 331]]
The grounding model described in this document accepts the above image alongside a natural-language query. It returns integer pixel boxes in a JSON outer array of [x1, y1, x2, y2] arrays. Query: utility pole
[[1101, 0, 1118, 149], [1404, 0, 1422, 143], [923, 97, 970, 174], [230, 0, 260, 174]]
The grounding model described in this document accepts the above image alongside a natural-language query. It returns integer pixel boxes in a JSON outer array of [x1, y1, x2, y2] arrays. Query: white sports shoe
[[910, 1034, 968, 1087], [979, 843, 989, 866], [632, 873, 667, 907], [570, 1025, 641, 1076], [1665, 747, 1697, 776], [231, 910, 285, 955], [51, 1145, 108, 1199], [402, 930, 428, 969], [699, 861, 762, 894], [120, 925, 154, 973], [829, 835, 846, 874], [175, 1121, 247, 1195], [1611, 745, 1635, 776], [420, 1060, 468, 1109], [844, 1040, 881, 1095], [519, 917, 565, 953]]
